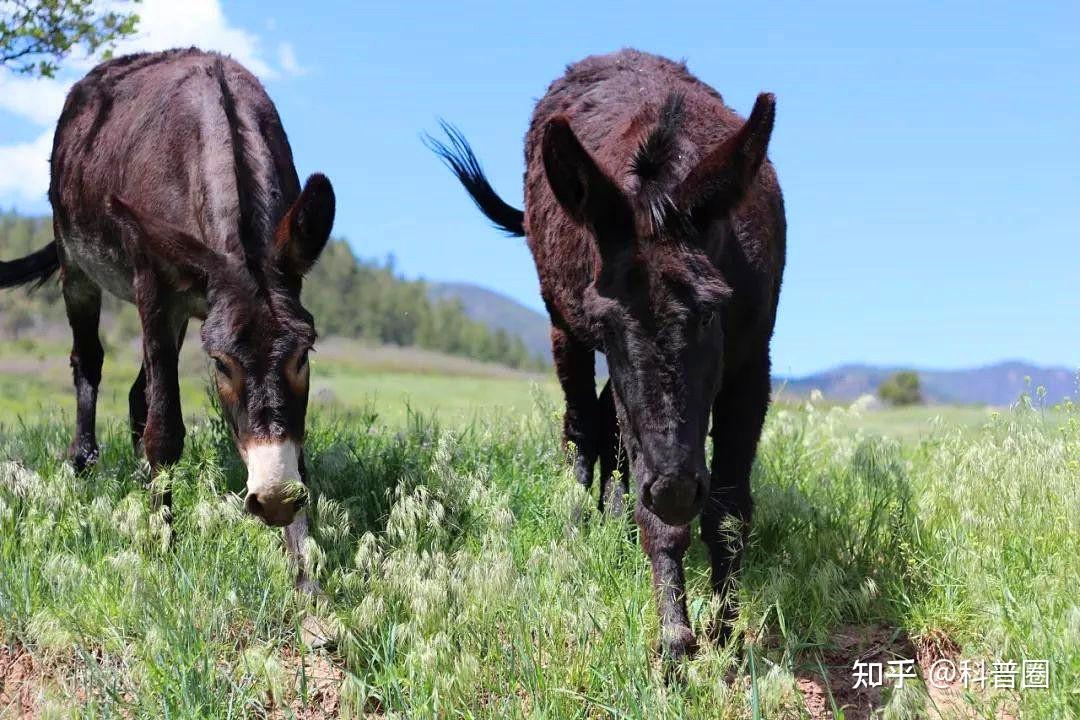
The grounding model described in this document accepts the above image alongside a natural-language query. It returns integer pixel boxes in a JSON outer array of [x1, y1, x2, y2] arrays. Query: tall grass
[[0, 394, 1076, 718]]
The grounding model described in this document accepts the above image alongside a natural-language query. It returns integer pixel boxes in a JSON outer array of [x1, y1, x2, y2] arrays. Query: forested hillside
[[428, 281, 553, 363], [0, 213, 545, 370]]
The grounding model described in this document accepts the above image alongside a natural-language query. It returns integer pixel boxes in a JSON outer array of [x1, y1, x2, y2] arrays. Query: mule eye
[[700, 312, 716, 330], [213, 357, 232, 377], [297, 349, 309, 371]]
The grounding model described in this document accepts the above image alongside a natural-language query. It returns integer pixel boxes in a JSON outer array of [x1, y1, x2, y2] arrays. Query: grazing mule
[[0, 49, 335, 590], [430, 49, 785, 657]]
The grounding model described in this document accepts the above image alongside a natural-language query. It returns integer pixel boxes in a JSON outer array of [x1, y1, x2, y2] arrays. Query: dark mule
[[430, 49, 785, 658], [0, 49, 335, 590]]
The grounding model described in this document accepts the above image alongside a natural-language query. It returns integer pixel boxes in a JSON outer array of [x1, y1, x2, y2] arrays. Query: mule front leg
[[637, 502, 696, 661], [140, 347, 184, 520], [701, 356, 770, 644], [285, 511, 319, 594], [133, 276, 186, 521], [285, 452, 321, 595]]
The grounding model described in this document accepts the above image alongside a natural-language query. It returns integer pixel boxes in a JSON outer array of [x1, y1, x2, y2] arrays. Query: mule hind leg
[[597, 380, 629, 516], [128, 364, 147, 452], [61, 266, 104, 472], [551, 326, 600, 500]]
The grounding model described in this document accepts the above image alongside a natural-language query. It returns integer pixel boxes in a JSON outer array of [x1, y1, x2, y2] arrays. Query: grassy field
[[0, 342, 1077, 718], [0, 335, 559, 428]]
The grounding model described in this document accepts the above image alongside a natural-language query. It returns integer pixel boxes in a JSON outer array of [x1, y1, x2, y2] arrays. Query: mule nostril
[[642, 481, 655, 507], [245, 494, 264, 517]]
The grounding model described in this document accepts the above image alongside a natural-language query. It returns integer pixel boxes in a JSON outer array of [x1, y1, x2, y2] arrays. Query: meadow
[[0, 339, 1076, 719]]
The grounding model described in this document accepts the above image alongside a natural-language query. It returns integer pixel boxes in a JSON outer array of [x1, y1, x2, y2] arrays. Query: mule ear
[[274, 173, 335, 278], [542, 116, 634, 248], [675, 92, 775, 214], [107, 195, 225, 287]]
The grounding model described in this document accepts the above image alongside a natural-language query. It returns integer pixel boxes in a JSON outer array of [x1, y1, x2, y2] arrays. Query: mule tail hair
[[424, 121, 526, 237], [0, 241, 60, 290]]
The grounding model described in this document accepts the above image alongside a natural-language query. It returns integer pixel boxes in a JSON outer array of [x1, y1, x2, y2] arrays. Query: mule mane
[[212, 59, 277, 287], [209, 60, 311, 336], [629, 92, 687, 234]]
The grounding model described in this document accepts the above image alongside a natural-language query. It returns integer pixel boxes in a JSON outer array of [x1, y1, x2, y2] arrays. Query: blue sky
[[1, 1, 1077, 376]]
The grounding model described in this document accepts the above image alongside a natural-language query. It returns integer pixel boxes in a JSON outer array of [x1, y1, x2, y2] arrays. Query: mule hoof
[[706, 617, 738, 648], [660, 624, 698, 662], [295, 574, 325, 599], [300, 614, 335, 650], [705, 603, 741, 649], [67, 444, 99, 473], [601, 488, 627, 519], [568, 497, 592, 527], [658, 624, 698, 683], [148, 509, 174, 554]]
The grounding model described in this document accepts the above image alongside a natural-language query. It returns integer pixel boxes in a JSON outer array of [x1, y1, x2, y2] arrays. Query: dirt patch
[[0, 644, 42, 719], [913, 634, 1018, 720], [0, 644, 125, 718], [3, 639, 346, 719], [793, 625, 1019, 720], [270, 648, 344, 720], [794, 624, 916, 720]]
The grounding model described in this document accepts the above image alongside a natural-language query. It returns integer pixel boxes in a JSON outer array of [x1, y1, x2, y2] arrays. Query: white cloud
[[0, 0, 302, 208], [0, 130, 53, 203], [0, 74, 70, 125], [108, 0, 277, 79], [278, 42, 306, 77]]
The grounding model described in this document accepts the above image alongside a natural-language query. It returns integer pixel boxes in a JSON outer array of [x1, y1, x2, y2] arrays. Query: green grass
[[0, 337, 210, 421], [0, 352, 1077, 718], [0, 336, 559, 428], [826, 403, 997, 442], [311, 368, 558, 427]]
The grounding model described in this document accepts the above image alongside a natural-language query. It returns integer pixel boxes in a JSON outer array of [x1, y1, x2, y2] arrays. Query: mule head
[[542, 93, 775, 526], [108, 174, 335, 527]]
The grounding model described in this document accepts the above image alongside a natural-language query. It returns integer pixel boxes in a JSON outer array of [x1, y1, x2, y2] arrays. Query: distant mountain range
[[429, 282, 1076, 407], [777, 362, 1077, 406]]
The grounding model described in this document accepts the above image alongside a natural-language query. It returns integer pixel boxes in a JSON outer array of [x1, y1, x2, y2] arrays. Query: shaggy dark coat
[[430, 49, 785, 658]]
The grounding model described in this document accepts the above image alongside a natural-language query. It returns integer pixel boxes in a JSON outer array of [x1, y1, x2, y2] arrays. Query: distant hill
[[777, 361, 1077, 406], [427, 282, 553, 363], [425, 282, 1077, 406]]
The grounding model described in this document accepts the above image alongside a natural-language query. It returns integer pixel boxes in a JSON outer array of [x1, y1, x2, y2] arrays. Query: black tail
[[0, 241, 60, 290], [424, 121, 526, 237]]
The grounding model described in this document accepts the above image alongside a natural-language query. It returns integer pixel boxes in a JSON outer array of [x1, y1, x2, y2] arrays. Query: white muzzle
[[243, 440, 301, 527]]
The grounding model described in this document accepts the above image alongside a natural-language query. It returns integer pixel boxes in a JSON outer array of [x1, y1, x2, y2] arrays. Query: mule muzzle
[[641, 469, 707, 526], [243, 439, 303, 528], [244, 492, 298, 527]]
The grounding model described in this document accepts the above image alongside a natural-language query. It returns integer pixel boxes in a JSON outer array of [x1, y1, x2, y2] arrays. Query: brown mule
[[430, 49, 786, 658], [0, 48, 336, 592]]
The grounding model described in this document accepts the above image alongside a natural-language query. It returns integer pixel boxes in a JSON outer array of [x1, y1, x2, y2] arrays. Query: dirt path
[[0, 644, 41, 719]]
